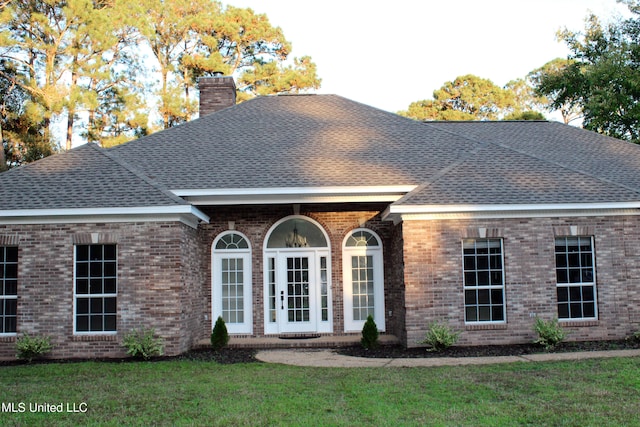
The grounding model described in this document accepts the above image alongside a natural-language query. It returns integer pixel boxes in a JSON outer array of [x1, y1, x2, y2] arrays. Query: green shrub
[[627, 330, 640, 343], [533, 317, 566, 350], [16, 334, 52, 362], [421, 321, 460, 352], [361, 315, 379, 349], [211, 316, 229, 350], [122, 328, 164, 360]]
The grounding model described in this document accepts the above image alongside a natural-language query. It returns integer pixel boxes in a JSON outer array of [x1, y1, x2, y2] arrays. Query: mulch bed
[[3, 340, 640, 365]]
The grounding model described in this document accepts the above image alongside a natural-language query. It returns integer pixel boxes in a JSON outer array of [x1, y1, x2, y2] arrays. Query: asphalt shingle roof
[[108, 95, 477, 189], [3, 95, 640, 212], [0, 143, 186, 210]]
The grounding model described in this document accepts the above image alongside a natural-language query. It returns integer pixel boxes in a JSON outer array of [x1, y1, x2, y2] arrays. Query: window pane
[[103, 245, 117, 261], [90, 315, 102, 331], [77, 298, 89, 314], [558, 303, 569, 319], [582, 286, 594, 302], [466, 306, 478, 322], [478, 289, 490, 304], [89, 245, 103, 261], [76, 263, 89, 278], [104, 297, 116, 313], [76, 316, 89, 331], [4, 280, 17, 296], [478, 306, 491, 321], [104, 315, 116, 331], [76, 279, 89, 294], [76, 245, 89, 261], [4, 316, 16, 333], [583, 302, 595, 318], [4, 299, 16, 316], [465, 290, 477, 305], [557, 287, 569, 303]]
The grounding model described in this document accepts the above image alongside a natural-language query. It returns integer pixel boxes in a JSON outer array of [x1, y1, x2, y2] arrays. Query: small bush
[[361, 315, 379, 349], [627, 330, 640, 343], [16, 334, 52, 362], [533, 317, 566, 350], [421, 321, 460, 352], [211, 316, 229, 350], [122, 328, 164, 360]]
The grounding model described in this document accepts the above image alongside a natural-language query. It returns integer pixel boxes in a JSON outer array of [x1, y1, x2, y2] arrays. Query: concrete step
[[195, 334, 400, 349]]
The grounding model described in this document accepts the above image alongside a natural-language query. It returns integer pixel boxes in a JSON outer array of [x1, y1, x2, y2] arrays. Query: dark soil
[[4, 339, 640, 366], [338, 339, 640, 359]]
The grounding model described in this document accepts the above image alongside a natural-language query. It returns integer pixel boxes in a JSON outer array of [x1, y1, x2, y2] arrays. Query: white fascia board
[[171, 186, 417, 205], [382, 202, 640, 223], [0, 206, 210, 228]]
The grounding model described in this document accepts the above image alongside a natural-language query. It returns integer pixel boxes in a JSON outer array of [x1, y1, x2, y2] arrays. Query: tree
[[137, 1, 322, 129], [529, 58, 582, 124], [536, 3, 640, 142], [399, 75, 515, 121], [0, 60, 56, 169]]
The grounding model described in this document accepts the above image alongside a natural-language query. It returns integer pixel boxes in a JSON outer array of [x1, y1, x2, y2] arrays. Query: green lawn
[[1, 357, 639, 426]]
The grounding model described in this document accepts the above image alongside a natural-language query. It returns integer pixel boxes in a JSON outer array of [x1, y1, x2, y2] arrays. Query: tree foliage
[[535, 1, 640, 142], [399, 75, 516, 121], [0, 0, 321, 162]]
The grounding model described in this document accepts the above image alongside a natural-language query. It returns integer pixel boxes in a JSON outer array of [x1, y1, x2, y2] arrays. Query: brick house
[[1, 75, 640, 359]]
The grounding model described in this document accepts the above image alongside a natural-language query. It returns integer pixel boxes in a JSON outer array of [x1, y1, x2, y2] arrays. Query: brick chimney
[[198, 73, 237, 117]]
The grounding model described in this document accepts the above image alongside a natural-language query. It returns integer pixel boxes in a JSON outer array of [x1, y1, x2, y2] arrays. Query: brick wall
[[402, 216, 640, 347], [0, 221, 203, 360]]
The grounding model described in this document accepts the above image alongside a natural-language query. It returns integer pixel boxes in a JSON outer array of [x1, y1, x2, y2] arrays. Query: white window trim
[[342, 228, 385, 332], [73, 244, 118, 336], [462, 238, 507, 325], [212, 231, 253, 334], [0, 246, 17, 336], [555, 236, 598, 321]]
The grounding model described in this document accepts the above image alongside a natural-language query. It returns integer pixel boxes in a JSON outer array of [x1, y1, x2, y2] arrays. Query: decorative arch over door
[[212, 231, 252, 334], [342, 228, 385, 332], [263, 216, 332, 334]]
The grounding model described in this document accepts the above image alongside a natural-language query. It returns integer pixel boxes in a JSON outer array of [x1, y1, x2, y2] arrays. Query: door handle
[[280, 290, 284, 310]]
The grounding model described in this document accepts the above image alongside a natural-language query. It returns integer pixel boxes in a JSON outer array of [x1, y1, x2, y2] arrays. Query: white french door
[[264, 249, 332, 334], [278, 251, 316, 333]]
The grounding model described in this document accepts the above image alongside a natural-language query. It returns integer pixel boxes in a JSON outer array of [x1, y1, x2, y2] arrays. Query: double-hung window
[[462, 239, 505, 323], [75, 244, 117, 333], [0, 247, 18, 334], [555, 236, 597, 319]]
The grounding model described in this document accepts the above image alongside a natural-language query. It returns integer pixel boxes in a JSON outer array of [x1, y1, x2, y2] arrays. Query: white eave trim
[[171, 186, 417, 205], [0, 206, 210, 229], [383, 202, 640, 223]]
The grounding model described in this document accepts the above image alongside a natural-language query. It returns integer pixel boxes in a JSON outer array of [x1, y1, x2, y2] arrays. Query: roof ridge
[[425, 122, 640, 199], [91, 143, 188, 206], [393, 123, 490, 204]]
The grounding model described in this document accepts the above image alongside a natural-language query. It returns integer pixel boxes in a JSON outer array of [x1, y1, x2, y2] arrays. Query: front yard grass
[[1, 356, 639, 426]]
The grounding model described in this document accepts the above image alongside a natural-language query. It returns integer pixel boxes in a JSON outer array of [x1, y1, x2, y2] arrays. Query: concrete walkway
[[255, 348, 640, 368]]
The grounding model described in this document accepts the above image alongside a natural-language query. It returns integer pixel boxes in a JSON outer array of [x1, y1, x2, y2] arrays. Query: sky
[[224, 0, 631, 114]]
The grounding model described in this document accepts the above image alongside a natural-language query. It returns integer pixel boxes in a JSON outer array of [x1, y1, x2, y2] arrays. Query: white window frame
[[462, 238, 506, 324], [342, 228, 385, 332], [0, 246, 18, 336], [73, 244, 118, 335], [212, 231, 252, 334], [555, 236, 598, 320]]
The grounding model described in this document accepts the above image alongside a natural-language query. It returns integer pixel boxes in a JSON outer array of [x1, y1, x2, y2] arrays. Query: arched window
[[342, 229, 385, 332], [212, 231, 252, 334]]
